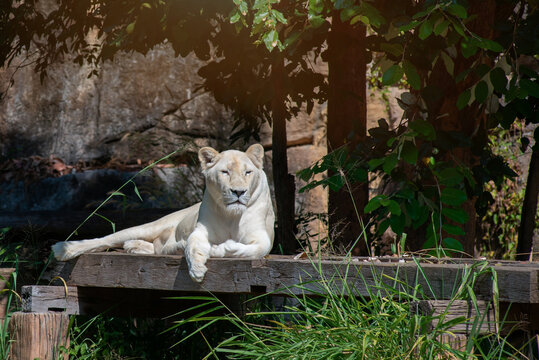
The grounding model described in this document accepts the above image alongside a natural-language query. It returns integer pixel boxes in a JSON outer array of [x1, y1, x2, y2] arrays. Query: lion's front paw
[[189, 262, 208, 283], [210, 244, 226, 258], [223, 239, 241, 256]]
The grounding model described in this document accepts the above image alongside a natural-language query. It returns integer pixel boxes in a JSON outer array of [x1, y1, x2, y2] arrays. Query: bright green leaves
[[229, 0, 289, 51], [263, 30, 279, 52], [382, 65, 404, 86]]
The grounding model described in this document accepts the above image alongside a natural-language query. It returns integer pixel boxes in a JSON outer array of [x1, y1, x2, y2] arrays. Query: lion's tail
[[51, 225, 160, 261]]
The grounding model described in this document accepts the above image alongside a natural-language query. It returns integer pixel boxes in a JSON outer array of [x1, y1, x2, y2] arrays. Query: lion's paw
[[189, 262, 208, 283], [210, 244, 226, 258], [124, 240, 154, 254]]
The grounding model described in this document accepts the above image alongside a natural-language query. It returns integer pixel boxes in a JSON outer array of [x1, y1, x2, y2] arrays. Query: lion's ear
[[246, 144, 265, 169], [199, 147, 220, 170]]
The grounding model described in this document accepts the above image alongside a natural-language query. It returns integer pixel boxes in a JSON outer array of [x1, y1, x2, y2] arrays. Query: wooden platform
[[12, 253, 539, 359], [43, 253, 539, 302]]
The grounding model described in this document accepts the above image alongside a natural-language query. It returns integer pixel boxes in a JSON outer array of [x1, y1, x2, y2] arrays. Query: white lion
[[51, 144, 275, 282]]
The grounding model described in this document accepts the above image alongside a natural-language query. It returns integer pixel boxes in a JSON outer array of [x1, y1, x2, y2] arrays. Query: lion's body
[[51, 144, 275, 282]]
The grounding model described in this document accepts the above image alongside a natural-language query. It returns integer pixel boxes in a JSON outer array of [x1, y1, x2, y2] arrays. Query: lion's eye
[[221, 170, 229, 175], [245, 171, 252, 176]]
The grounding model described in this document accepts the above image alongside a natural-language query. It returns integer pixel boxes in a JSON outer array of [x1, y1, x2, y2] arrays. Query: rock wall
[[0, 43, 399, 245]]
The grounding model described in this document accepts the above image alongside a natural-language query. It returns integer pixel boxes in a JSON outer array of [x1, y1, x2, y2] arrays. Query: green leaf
[[442, 237, 464, 252], [126, 22, 135, 34], [409, 119, 436, 140], [442, 223, 466, 236], [383, 153, 398, 174], [380, 43, 403, 58], [368, 157, 385, 170], [478, 39, 504, 52], [520, 79, 539, 98], [401, 141, 418, 165], [326, 174, 345, 192], [309, 15, 326, 28], [272, 10, 287, 24], [442, 207, 469, 224], [490, 68, 507, 93], [309, 0, 324, 14], [382, 65, 404, 86], [349, 167, 368, 182], [418, 18, 434, 40], [358, 2, 385, 28], [461, 40, 478, 58], [474, 80, 489, 104], [388, 200, 402, 216], [390, 214, 405, 235], [440, 188, 467, 206], [365, 195, 385, 213], [434, 20, 449, 35], [446, 4, 467, 19], [399, 20, 420, 32], [438, 168, 464, 186], [402, 60, 421, 90], [263, 30, 279, 51], [440, 51, 454, 76], [340, 5, 360, 22], [230, 11, 241, 24], [456, 89, 471, 110]]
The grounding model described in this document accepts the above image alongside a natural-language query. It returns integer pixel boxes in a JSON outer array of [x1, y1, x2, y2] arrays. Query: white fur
[[51, 144, 275, 282]]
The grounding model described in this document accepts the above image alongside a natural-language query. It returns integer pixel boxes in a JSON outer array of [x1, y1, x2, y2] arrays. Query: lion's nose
[[232, 189, 246, 197]]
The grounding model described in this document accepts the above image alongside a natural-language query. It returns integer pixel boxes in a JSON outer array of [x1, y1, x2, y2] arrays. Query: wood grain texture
[[411, 300, 495, 334], [46, 253, 539, 303], [9, 312, 69, 360]]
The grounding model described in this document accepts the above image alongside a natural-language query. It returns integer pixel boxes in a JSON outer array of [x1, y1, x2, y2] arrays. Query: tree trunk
[[423, 0, 498, 256], [327, 14, 369, 254], [271, 56, 297, 254], [517, 150, 539, 261]]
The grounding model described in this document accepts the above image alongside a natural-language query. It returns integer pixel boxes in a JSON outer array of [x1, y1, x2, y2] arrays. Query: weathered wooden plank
[[22, 286, 80, 314], [22, 285, 245, 317], [9, 311, 69, 360], [48, 253, 539, 303], [411, 300, 496, 334]]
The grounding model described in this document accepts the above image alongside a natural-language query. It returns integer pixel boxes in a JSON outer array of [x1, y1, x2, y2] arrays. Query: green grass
[[166, 255, 531, 360]]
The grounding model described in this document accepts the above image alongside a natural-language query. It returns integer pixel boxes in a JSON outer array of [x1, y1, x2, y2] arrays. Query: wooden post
[[327, 13, 369, 254], [9, 312, 70, 360], [0, 268, 15, 322]]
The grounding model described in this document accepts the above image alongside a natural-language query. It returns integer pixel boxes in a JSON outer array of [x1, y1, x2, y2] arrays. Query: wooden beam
[[21, 285, 246, 317], [46, 253, 539, 303]]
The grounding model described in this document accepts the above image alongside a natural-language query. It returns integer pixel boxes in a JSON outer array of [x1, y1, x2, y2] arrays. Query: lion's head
[[198, 144, 266, 215]]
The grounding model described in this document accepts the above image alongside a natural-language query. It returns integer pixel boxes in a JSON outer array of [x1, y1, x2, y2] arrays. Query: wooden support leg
[[9, 312, 70, 360], [0, 268, 15, 322]]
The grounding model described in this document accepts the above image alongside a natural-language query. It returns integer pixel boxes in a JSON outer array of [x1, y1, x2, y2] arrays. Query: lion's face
[[199, 144, 265, 214]]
